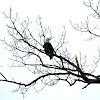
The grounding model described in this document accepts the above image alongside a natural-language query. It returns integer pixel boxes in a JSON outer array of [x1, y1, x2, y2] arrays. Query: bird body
[[43, 38, 54, 59]]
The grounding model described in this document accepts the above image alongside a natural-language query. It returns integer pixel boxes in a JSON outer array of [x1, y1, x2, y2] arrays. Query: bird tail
[[50, 56, 53, 60]]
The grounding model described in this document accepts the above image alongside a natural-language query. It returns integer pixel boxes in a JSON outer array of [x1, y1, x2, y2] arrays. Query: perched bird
[[43, 38, 54, 59]]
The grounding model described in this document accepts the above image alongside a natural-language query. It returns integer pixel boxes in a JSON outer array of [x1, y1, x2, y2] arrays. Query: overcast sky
[[0, 0, 100, 100]]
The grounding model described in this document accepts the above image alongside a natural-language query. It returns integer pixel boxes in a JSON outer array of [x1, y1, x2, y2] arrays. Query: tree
[[0, 0, 100, 94]]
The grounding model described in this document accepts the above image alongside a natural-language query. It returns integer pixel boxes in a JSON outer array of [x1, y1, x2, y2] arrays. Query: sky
[[0, 0, 100, 100]]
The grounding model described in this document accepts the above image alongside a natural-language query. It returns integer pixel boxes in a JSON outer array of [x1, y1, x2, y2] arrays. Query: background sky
[[0, 0, 100, 100]]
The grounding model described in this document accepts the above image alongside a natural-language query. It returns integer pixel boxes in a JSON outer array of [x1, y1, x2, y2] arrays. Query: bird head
[[46, 38, 51, 43]]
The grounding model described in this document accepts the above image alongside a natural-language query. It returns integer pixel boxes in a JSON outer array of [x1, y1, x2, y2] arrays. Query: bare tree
[[70, 0, 100, 38], [1, 0, 100, 94]]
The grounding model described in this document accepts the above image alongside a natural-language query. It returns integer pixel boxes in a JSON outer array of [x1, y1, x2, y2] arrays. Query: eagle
[[43, 38, 54, 59]]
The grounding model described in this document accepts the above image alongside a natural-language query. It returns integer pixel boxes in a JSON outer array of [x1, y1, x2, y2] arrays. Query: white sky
[[0, 0, 100, 100]]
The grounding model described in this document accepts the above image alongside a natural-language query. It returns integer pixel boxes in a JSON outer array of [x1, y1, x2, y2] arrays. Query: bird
[[43, 38, 54, 59]]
